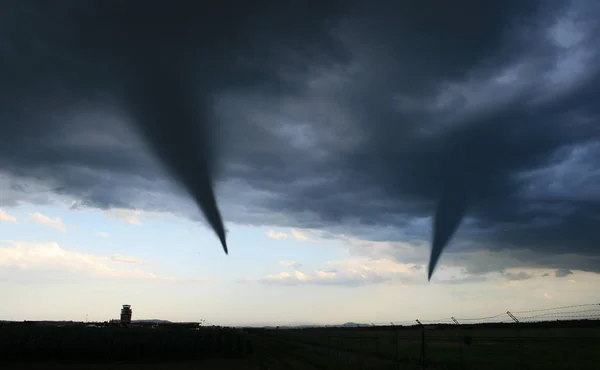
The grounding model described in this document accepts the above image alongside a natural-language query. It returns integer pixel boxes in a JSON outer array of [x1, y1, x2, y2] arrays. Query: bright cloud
[[278, 260, 302, 268], [28, 212, 67, 232], [259, 257, 563, 287], [290, 228, 308, 241], [110, 254, 147, 265], [0, 240, 172, 281], [96, 232, 110, 238], [544, 293, 553, 299], [265, 228, 312, 241], [258, 258, 421, 287], [0, 209, 18, 223], [265, 230, 288, 240], [107, 208, 143, 226]]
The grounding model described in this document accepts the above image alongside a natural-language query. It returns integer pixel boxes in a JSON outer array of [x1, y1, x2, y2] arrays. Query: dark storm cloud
[[0, 0, 351, 254], [2, 1, 600, 277]]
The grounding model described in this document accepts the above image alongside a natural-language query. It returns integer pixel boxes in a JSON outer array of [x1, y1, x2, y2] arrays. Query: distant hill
[[253, 322, 372, 329], [132, 319, 171, 324], [342, 322, 371, 328]]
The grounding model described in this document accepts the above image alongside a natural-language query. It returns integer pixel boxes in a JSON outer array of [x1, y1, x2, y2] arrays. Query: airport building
[[120, 305, 132, 326]]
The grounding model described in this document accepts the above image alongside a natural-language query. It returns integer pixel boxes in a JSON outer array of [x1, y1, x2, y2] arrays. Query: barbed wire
[[512, 303, 599, 314], [270, 303, 600, 328], [520, 309, 600, 319], [455, 313, 507, 321], [361, 303, 600, 327], [419, 318, 455, 323], [521, 314, 600, 321], [390, 320, 418, 326]]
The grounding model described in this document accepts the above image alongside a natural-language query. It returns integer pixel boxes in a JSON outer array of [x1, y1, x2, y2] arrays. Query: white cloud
[[266, 230, 288, 240], [96, 232, 110, 238], [278, 260, 302, 268], [265, 228, 313, 242], [341, 236, 428, 263], [107, 208, 143, 225], [28, 212, 67, 232], [261, 254, 558, 287], [544, 293, 553, 299], [110, 254, 147, 265], [258, 258, 422, 287], [0, 241, 172, 281], [0, 209, 18, 223], [291, 228, 308, 241], [78, 207, 171, 226], [340, 235, 600, 280]]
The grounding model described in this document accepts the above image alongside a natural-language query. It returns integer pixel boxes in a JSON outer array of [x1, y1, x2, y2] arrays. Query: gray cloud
[[2, 1, 600, 278], [433, 249, 600, 277], [502, 271, 534, 281], [435, 275, 490, 285], [554, 269, 574, 278]]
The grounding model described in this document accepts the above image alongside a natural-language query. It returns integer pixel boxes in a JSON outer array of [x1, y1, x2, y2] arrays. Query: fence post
[[395, 325, 400, 369], [416, 320, 426, 370], [507, 311, 523, 370], [374, 325, 379, 355], [359, 327, 365, 368], [451, 317, 465, 369]]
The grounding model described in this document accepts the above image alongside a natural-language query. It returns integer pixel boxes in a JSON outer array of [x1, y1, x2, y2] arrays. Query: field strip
[[266, 336, 435, 370]]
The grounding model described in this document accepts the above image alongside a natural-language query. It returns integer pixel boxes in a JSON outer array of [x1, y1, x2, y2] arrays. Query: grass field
[[254, 321, 600, 369], [2, 321, 599, 369]]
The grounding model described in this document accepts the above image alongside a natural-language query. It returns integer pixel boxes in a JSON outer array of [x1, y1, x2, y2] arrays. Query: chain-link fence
[[259, 304, 600, 369]]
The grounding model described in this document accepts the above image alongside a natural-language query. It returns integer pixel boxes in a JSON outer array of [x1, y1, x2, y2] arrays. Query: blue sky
[[2, 202, 599, 326]]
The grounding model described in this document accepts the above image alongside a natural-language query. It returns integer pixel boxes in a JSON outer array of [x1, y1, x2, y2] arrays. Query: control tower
[[120, 305, 132, 327]]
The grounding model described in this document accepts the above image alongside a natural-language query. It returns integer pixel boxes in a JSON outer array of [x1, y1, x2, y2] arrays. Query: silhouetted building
[[120, 305, 132, 326]]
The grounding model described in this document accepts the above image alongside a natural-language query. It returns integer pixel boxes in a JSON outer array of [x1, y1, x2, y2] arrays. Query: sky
[[1, 1, 600, 326]]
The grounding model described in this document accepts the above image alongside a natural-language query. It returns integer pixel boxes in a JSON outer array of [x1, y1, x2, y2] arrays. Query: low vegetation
[[2, 320, 599, 369], [0, 322, 252, 363], [253, 320, 600, 369]]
